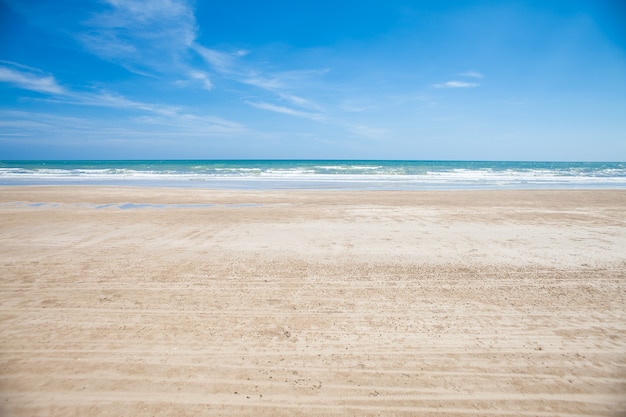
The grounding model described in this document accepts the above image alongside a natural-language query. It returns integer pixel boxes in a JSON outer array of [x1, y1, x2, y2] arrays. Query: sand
[[0, 187, 625, 416]]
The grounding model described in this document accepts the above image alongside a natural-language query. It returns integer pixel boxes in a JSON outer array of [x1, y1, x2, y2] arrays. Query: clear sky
[[1, 0, 625, 160]]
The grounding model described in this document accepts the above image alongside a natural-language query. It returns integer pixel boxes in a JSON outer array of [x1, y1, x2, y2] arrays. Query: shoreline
[[2, 181, 626, 191], [2, 160, 625, 191], [2, 184, 626, 199], [1, 186, 625, 416]]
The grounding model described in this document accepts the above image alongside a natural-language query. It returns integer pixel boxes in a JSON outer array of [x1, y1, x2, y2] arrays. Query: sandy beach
[[0, 187, 625, 416]]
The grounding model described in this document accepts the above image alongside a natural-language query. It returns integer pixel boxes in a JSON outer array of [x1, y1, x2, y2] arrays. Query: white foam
[[1, 165, 625, 189]]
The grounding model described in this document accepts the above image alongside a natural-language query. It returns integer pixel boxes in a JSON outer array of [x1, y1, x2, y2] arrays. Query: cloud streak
[[346, 124, 388, 140], [79, 0, 197, 75], [0, 64, 246, 138], [193, 45, 328, 116], [432, 70, 484, 89], [0, 64, 66, 95], [192, 45, 238, 74], [246, 101, 325, 121], [78, 1, 328, 123], [2, 0, 380, 149], [0, 109, 247, 151], [433, 80, 480, 88], [188, 71, 213, 90], [459, 71, 484, 79]]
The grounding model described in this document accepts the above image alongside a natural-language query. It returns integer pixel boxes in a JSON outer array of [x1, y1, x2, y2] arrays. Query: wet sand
[[1, 187, 625, 416]]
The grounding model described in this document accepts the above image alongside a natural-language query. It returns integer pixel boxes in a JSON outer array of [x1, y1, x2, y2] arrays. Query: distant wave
[[1, 160, 625, 190]]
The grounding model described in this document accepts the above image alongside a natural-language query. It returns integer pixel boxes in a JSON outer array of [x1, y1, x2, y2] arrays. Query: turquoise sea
[[1, 160, 625, 190]]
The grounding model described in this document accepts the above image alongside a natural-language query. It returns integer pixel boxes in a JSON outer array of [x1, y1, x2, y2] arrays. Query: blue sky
[[1, 0, 625, 160]]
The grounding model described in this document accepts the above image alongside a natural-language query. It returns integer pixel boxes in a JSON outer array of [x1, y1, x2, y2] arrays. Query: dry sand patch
[[1, 188, 625, 416]]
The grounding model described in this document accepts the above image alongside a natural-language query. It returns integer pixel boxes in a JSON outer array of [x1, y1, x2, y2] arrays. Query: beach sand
[[1, 187, 625, 416]]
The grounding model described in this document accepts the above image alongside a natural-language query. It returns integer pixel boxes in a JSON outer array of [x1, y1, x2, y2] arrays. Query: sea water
[[0, 160, 625, 190]]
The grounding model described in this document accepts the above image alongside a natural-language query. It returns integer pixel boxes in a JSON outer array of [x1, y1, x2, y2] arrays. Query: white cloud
[[193, 46, 283, 91], [338, 99, 376, 113], [0, 62, 228, 130], [82, 91, 183, 116], [130, 112, 247, 134], [433, 80, 480, 88], [67, 90, 247, 134], [3, 1, 333, 141], [346, 124, 388, 140], [246, 101, 325, 121], [104, 0, 192, 21], [0, 103, 247, 143], [193, 44, 325, 112], [189, 71, 213, 90], [459, 71, 484, 79], [0, 65, 66, 95], [192, 45, 236, 74], [278, 93, 323, 111], [78, 3, 327, 112], [242, 69, 329, 94], [79, 0, 197, 75], [241, 75, 285, 91]]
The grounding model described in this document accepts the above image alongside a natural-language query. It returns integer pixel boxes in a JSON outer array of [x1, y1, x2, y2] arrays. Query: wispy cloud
[[346, 124, 388, 140], [77, 0, 328, 121], [195, 48, 304, 94], [246, 101, 325, 121], [240, 75, 285, 91], [432, 70, 483, 89], [0, 110, 114, 132], [459, 71, 484, 79], [338, 99, 376, 113], [0, 63, 66, 95], [0, 65, 182, 116], [194, 45, 297, 93], [3, 1, 342, 145], [0, 63, 246, 138], [188, 71, 213, 90], [278, 93, 324, 111], [192, 45, 238, 74], [130, 112, 247, 135], [193, 45, 326, 114], [0, 105, 247, 144], [433, 80, 480, 88], [75, 91, 182, 116], [79, 0, 197, 75], [64, 91, 244, 133]]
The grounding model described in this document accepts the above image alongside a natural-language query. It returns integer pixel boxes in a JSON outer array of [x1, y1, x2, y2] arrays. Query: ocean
[[1, 160, 625, 190]]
